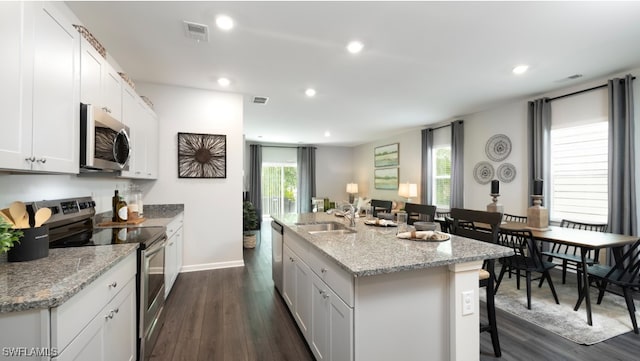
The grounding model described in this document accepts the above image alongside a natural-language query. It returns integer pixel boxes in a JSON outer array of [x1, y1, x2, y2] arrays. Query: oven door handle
[[144, 237, 167, 257]]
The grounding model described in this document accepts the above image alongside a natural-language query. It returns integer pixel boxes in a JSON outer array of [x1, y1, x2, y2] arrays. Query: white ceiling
[[67, 1, 640, 147]]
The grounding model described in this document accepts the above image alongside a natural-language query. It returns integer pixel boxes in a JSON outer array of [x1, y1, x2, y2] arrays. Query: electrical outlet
[[462, 290, 474, 315]]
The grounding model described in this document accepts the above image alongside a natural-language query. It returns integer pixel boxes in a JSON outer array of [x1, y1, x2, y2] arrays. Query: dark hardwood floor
[[152, 222, 639, 361]]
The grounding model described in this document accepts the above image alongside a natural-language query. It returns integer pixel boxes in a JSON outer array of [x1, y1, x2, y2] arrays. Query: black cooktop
[[50, 226, 165, 249]]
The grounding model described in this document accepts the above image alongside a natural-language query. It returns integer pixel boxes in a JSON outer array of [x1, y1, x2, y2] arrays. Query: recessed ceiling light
[[215, 15, 234, 31], [324, 131, 331, 137], [512, 65, 529, 75], [217, 77, 231, 87], [346, 40, 364, 54], [305, 88, 316, 97]]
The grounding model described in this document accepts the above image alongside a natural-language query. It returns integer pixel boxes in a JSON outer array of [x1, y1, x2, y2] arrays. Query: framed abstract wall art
[[374, 143, 399, 167], [177, 132, 226, 178], [374, 167, 399, 190]]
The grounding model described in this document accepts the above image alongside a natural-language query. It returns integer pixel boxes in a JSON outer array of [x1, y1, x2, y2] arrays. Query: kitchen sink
[[296, 221, 356, 234]]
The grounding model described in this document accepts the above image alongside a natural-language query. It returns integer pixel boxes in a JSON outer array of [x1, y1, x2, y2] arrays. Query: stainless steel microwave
[[80, 103, 131, 172]]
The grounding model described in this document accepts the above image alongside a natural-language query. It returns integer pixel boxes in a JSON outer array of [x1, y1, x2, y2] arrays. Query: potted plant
[[243, 200, 259, 248], [1, 219, 23, 254]]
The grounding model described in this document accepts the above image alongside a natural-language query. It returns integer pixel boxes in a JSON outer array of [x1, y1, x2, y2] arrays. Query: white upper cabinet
[[0, 2, 33, 170], [0, 1, 79, 173], [120, 85, 158, 180], [31, 2, 80, 173], [79, 37, 122, 120]]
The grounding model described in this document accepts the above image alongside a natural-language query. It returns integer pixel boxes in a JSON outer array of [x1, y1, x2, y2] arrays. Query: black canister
[[7, 226, 50, 262]]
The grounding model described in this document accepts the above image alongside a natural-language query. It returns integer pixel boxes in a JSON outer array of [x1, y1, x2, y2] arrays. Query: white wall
[[136, 82, 244, 271], [353, 128, 422, 202], [315, 146, 353, 203]]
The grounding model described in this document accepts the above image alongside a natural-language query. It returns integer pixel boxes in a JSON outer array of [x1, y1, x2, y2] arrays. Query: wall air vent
[[183, 21, 209, 42], [253, 96, 269, 105]]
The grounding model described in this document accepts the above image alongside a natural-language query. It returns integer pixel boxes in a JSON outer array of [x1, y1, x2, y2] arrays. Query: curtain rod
[[427, 119, 463, 131], [549, 76, 636, 102]]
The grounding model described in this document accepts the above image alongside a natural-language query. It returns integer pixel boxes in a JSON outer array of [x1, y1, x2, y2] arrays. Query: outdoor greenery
[[261, 164, 298, 217], [0, 220, 23, 253], [434, 147, 451, 207]]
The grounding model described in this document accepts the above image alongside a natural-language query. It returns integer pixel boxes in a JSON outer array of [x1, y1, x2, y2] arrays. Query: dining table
[[498, 222, 638, 326]]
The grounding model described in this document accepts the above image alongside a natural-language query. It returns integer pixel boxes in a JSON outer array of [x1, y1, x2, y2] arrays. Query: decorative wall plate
[[485, 134, 512, 162], [497, 163, 517, 183], [473, 161, 494, 184]]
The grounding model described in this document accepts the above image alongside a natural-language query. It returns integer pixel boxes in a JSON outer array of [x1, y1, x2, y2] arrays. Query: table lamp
[[346, 183, 358, 204], [398, 183, 417, 203]]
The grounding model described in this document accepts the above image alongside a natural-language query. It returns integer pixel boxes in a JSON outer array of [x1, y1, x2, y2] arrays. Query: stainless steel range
[[27, 196, 166, 361]]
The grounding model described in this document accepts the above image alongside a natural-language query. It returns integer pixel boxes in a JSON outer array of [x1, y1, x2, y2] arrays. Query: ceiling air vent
[[253, 96, 269, 105], [183, 21, 209, 42], [567, 74, 583, 80]]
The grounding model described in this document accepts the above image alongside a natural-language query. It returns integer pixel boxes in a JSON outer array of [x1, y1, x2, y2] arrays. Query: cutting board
[[97, 217, 146, 227]]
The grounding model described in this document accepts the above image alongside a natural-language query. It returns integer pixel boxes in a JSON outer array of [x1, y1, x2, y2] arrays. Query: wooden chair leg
[[622, 288, 639, 334], [596, 280, 607, 304], [545, 270, 560, 305], [526, 272, 532, 310], [485, 273, 501, 357]]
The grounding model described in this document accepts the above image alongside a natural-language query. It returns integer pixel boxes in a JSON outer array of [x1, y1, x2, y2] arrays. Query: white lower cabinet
[[282, 233, 354, 361], [165, 212, 184, 298], [51, 252, 137, 361], [283, 244, 312, 340], [54, 278, 136, 361], [310, 273, 353, 361]]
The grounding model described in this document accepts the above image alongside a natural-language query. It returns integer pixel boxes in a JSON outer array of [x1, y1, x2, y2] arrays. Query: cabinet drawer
[[166, 213, 184, 239], [284, 231, 308, 260], [51, 251, 137, 352], [306, 247, 354, 307]]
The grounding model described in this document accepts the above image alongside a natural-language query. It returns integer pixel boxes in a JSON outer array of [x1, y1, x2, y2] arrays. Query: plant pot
[[7, 226, 49, 262], [243, 233, 257, 249]]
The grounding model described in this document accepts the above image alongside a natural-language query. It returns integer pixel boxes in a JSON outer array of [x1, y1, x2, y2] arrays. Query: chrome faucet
[[342, 203, 356, 227]]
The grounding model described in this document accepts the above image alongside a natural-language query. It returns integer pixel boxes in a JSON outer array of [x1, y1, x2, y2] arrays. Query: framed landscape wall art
[[374, 143, 399, 167], [177, 132, 227, 178], [374, 168, 399, 190]]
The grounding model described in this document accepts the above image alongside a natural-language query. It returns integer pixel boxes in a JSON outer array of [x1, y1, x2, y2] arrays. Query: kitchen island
[[273, 212, 513, 361]]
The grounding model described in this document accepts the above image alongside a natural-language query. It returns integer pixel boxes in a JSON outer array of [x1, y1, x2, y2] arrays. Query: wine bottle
[[112, 190, 119, 222]]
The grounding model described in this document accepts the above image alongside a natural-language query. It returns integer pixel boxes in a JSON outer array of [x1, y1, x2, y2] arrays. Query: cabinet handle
[[289, 257, 294, 262], [323, 292, 329, 299], [168, 242, 174, 246], [109, 281, 118, 289], [36, 158, 46, 164], [113, 307, 119, 314], [102, 107, 111, 113], [105, 311, 114, 320], [321, 268, 328, 274], [25, 157, 36, 162]]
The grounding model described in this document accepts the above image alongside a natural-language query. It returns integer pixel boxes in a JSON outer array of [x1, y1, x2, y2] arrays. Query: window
[[261, 162, 297, 219], [550, 122, 608, 223], [433, 147, 451, 209]]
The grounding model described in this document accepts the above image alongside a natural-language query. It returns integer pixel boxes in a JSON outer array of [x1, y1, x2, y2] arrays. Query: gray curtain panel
[[249, 144, 262, 218], [527, 98, 551, 207], [607, 74, 637, 238], [297, 147, 316, 213], [450, 120, 464, 208], [421, 128, 434, 205]]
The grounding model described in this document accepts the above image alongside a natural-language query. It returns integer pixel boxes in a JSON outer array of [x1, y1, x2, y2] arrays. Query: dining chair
[[575, 239, 640, 334], [496, 228, 560, 310], [542, 219, 608, 286], [503, 213, 527, 223], [450, 208, 502, 357], [370, 199, 392, 217], [404, 203, 436, 225]]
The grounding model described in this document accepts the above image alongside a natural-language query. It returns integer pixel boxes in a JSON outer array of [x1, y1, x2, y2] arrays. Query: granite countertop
[[0, 244, 138, 313], [273, 213, 514, 277], [95, 203, 184, 228]]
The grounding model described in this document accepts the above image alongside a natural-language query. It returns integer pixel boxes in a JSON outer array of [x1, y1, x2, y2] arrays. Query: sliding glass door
[[261, 162, 297, 219]]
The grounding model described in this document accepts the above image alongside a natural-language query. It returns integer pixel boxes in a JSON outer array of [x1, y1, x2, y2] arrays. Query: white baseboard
[[180, 260, 245, 273]]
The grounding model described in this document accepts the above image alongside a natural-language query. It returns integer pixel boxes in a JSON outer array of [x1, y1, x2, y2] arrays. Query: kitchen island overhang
[[273, 212, 513, 361]]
